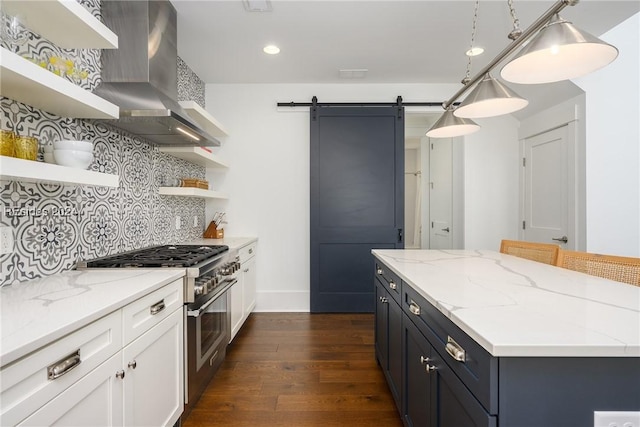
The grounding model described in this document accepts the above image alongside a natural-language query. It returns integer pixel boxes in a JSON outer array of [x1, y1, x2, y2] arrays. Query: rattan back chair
[[500, 239, 560, 265], [556, 250, 640, 287]]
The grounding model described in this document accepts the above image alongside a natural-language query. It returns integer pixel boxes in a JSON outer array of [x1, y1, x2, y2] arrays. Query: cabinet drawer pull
[[420, 356, 430, 364], [128, 360, 137, 370], [389, 281, 397, 290], [150, 299, 165, 315], [248, 248, 253, 255], [115, 370, 125, 380], [425, 364, 437, 373], [47, 350, 81, 380], [376, 267, 384, 275], [379, 296, 388, 304], [445, 336, 466, 363], [409, 300, 421, 316]]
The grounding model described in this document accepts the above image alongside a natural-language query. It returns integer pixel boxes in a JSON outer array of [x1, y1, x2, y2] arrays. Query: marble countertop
[[0, 269, 184, 367], [372, 249, 640, 358], [186, 236, 257, 252]]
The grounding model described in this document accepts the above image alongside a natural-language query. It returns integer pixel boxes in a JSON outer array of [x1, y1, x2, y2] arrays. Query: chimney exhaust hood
[[95, 0, 219, 146]]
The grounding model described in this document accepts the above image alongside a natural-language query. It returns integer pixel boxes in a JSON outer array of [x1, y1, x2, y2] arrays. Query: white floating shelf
[[2, 0, 118, 49], [179, 101, 229, 138], [158, 187, 229, 200], [0, 48, 119, 119], [158, 147, 229, 168], [0, 156, 119, 187]]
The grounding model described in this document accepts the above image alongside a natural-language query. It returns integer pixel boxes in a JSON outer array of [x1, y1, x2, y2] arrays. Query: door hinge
[[522, 220, 526, 230], [522, 157, 526, 167]]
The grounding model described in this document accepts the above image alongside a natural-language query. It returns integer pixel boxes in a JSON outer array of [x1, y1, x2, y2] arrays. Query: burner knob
[[194, 284, 205, 295]]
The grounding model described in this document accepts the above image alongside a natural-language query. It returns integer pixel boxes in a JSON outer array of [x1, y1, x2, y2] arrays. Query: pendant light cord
[[463, 0, 481, 85], [507, 0, 523, 40]]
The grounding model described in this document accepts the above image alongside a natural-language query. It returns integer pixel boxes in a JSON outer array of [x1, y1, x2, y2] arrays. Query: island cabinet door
[[375, 279, 402, 411], [402, 313, 497, 427], [402, 314, 433, 427], [431, 349, 497, 427], [375, 280, 389, 369]]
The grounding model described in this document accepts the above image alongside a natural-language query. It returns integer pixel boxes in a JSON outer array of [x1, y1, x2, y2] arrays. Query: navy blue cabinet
[[375, 279, 402, 411], [402, 313, 496, 427]]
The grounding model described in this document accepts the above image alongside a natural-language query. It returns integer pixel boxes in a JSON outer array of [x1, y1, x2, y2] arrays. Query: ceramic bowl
[[53, 140, 93, 152], [53, 149, 93, 169]]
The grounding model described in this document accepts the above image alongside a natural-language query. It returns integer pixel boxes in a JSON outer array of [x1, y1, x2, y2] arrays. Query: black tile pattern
[[0, 1, 208, 286]]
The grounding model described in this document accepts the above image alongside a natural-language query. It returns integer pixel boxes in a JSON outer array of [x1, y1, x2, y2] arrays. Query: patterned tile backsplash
[[0, 0, 208, 286]]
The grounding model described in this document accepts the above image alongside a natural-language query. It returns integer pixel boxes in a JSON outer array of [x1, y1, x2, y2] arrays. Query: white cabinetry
[[230, 241, 257, 342], [0, 279, 184, 427]]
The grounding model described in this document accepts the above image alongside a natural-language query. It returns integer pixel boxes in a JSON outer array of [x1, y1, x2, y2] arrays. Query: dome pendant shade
[[501, 14, 619, 84], [426, 109, 480, 138], [454, 74, 529, 118]]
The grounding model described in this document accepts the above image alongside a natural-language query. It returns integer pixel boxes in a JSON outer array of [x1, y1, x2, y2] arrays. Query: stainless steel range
[[77, 244, 241, 415]]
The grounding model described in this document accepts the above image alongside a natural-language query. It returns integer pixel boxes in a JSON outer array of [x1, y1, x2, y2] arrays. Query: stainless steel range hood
[[95, 0, 219, 146]]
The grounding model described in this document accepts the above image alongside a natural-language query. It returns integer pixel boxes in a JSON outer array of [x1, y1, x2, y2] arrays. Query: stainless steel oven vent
[[95, 0, 219, 146]]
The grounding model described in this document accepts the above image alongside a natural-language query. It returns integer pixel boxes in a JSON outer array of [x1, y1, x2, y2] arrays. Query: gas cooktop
[[81, 245, 229, 268]]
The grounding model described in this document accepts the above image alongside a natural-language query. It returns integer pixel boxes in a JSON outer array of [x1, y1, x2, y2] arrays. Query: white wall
[[463, 116, 521, 251], [574, 13, 640, 257], [204, 83, 520, 311]]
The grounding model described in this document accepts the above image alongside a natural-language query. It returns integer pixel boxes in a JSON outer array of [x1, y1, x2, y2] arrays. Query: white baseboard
[[254, 290, 310, 312]]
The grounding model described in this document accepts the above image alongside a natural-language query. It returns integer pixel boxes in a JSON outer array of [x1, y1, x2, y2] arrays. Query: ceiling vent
[[339, 69, 368, 79], [243, 0, 272, 12]]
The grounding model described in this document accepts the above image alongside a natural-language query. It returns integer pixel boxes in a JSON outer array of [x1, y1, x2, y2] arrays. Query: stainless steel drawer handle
[[150, 299, 165, 315], [376, 267, 384, 275], [445, 336, 466, 363], [128, 360, 137, 370], [47, 350, 81, 380], [425, 364, 437, 373], [379, 296, 388, 304], [115, 370, 125, 380], [389, 281, 397, 290], [420, 356, 430, 364], [409, 300, 421, 316]]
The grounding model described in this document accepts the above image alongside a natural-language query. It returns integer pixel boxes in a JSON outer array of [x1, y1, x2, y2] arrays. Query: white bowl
[[43, 152, 55, 164], [53, 150, 94, 169], [53, 140, 93, 152]]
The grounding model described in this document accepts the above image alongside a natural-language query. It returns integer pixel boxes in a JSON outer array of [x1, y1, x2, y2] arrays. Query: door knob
[[552, 236, 568, 244]]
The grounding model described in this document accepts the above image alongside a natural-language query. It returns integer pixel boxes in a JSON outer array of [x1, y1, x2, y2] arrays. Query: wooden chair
[[499, 239, 560, 265], [556, 250, 640, 287]]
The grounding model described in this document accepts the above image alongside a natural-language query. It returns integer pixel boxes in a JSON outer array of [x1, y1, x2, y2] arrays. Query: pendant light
[[501, 14, 619, 84], [426, 108, 480, 138], [454, 74, 529, 118]]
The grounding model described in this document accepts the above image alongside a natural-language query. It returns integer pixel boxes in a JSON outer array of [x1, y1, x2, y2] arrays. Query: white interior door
[[523, 125, 570, 247], [429, 138, 453, 249]]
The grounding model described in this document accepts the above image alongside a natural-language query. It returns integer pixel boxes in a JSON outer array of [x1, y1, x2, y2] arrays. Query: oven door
[[185, 279, 235, 409]]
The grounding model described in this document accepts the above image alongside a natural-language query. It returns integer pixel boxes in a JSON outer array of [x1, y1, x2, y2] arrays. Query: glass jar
[[14, 135, 38, 160], [0, 129, 16, 157]]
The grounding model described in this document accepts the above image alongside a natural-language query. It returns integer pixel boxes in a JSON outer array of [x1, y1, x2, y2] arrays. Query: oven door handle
[[187, 279, 237, 318]]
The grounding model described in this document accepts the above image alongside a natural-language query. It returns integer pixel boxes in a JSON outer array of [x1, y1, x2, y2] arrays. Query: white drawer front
[[122, 279, 183, 345], [0, 311, 122, 427], [238, 242, 257, 263]]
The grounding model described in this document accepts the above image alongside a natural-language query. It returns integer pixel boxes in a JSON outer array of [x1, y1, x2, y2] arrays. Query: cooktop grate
[[84, 245, 229, 268]]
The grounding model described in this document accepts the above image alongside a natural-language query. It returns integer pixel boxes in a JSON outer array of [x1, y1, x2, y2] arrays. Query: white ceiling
[[172, 0, 639, 117]]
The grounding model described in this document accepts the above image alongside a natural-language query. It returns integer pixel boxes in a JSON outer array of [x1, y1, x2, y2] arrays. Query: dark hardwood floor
[[182, 313, 403, 427]]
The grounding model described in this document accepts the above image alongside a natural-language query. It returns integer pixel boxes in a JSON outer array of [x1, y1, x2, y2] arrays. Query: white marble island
[[372, 249, 640, 427], [373, 249, 640, 357]]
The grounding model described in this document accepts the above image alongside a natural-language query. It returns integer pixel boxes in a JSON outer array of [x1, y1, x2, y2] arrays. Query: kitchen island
[[372, 249, 640, 427]]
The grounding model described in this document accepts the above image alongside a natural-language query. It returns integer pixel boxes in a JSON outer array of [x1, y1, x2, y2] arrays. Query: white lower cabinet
[[1, 279, 184, 427], [18, 353, 124, 426], [229, 242, 257, 342], [123, 308, 183, 427]]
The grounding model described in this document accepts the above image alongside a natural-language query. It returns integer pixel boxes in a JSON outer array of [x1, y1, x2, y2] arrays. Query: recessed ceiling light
[[263, 45, 280, 55], [466, 47, 485, 57]]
